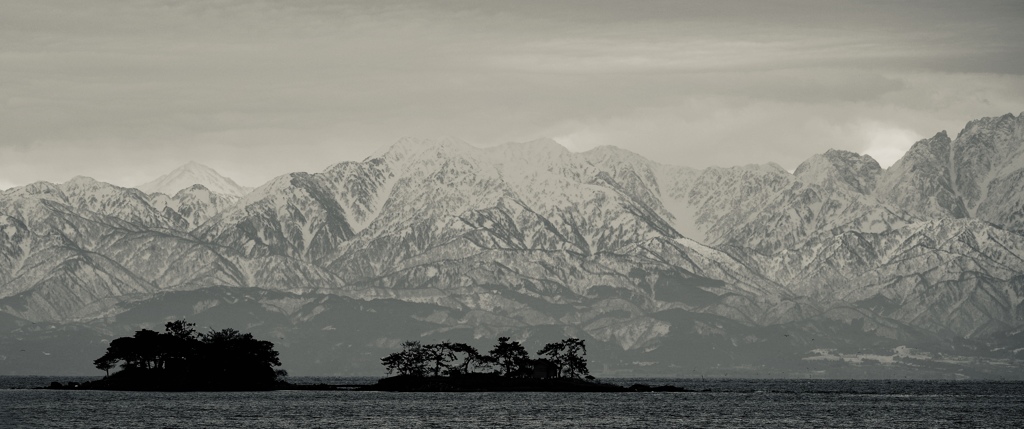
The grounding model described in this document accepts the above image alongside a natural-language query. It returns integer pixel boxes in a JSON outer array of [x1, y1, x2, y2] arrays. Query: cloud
[[0, 1, 1021, 187], [0, 178, 16, 191], [538, 70, 1024, 171], [858, 122, 923, 168]]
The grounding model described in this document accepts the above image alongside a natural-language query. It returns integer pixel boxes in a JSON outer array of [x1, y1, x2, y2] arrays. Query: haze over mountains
[[136, 161, 252, 197], [1, 113, 1022, 378]]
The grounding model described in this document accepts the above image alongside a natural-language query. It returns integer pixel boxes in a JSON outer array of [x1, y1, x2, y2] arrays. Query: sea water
[[3, 377, 1023, 428]]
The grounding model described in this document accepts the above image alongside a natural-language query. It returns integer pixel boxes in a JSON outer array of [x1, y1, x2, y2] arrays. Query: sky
[[2, 0, 1023, 189]]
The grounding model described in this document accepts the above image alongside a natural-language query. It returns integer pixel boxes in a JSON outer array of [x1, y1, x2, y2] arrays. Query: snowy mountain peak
[[173, 183, 210, 198], [489, 138, 573, 166], [583, 145, 651, 163], [136, 162, 251, 197], [367, 136, 473, 164], [63, 176, 113, 191], [958, 111, 1020, 138], [795, 149, 881, 194]]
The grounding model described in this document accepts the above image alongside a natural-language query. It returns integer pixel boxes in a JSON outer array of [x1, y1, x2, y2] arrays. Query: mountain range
[[1, 113, 1022, 378]]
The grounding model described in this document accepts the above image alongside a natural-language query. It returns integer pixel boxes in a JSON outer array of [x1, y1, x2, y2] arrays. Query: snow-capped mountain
[[876, 113, 1024, 232], [1, 113, 1022, 378], [137, 162, 252, 198], [149, 185, 240, 231]]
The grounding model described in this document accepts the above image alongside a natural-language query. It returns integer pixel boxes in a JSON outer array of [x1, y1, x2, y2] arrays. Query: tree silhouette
[[423, 342, 457, 377], [199, 327, 281, 384], [379, 336, 592, 381], [93, 354, 117, 376], [537, 338, 589, 379], [488, 337, 529, 377], [448, 342, 491, 374], [92, 320, 284, 389], [381, 341, 428, 376], [380, 352, 403, 376], [164, 320, 197, 340], [98, 330, 165, 371]]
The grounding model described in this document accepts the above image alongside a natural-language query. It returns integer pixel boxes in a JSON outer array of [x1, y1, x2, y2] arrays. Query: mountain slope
[[876, 113, 1024, 230]]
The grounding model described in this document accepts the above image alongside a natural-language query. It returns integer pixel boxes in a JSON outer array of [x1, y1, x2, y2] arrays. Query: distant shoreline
[[33, 374, 689, 393], [359, 374, 646, 392], [12, 376, 1024, 394]]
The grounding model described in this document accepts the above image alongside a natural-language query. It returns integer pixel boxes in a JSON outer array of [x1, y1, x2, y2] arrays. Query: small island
[[361, 337, 687, 392], [66, 320, 289, 391], [46, 322, 684, 392]]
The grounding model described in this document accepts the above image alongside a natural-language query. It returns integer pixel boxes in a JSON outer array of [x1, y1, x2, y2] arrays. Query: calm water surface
[[3, 377, 1023, 428]]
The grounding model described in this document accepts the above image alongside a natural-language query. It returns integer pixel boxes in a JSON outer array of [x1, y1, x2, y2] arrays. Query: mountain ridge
[[1, 112, 1022, 377], [136, 161, 252, 198]]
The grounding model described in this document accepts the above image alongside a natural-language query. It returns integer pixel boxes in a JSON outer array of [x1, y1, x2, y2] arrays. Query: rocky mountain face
[[149, 185, 240, 231], [876, 113, 1024, 231], [1, 113, 1023, 378]]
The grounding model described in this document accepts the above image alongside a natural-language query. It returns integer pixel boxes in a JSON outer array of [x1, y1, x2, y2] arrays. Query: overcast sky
[[2, 0, 1022, 189]]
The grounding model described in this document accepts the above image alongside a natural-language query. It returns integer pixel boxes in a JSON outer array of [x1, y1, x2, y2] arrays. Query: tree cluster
[[93, 320, 285, 389], [537, 338, 589, 379], [381, 336, 589, 379]]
